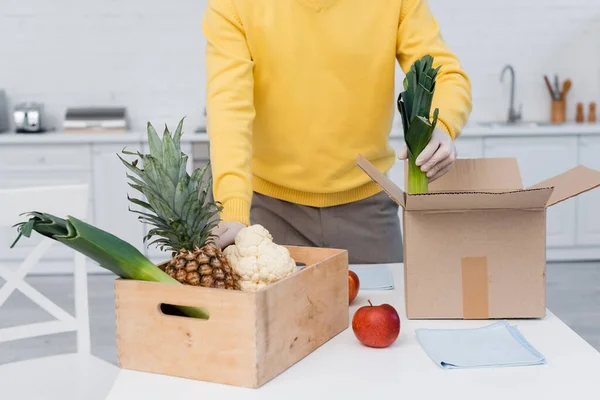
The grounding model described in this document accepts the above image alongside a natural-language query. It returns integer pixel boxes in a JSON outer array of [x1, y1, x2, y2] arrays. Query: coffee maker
[[13, 102, 45, 133]]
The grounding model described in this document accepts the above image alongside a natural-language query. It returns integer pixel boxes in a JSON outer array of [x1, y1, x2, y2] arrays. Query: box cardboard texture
[[114, 246, 349, 388], [356, 155, 600, 320]]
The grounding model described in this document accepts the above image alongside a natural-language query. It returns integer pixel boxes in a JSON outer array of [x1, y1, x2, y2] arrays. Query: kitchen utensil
[[554, 75, 560, 97], [13, 102, 45, 133], [0, 90, 8, 133], [561, 79, 572, 100], [589, 102, 597, 123], [544, 75, 557, 100], [576, 103, 584, 123]]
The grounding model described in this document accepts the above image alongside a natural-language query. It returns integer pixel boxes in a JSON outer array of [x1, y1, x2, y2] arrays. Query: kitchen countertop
[[458, 121, 600, 137], [1, 122, 600, 145], [0, 130, 210, 145]]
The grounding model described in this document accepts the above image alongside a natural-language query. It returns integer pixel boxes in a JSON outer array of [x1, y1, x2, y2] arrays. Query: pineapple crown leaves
[[397, 54, 440, 159], [117, 117, 223, 252]]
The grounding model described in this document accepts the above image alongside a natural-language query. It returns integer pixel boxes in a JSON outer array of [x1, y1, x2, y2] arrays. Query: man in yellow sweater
[[203, 0, 472, 263]]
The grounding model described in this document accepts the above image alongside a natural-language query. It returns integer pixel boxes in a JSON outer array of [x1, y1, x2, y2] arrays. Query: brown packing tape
[[461, 256, 489, 319]]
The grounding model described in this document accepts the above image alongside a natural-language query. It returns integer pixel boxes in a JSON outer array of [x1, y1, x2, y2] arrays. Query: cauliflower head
[[223, 224, 297, 291], [234, 224, 273, 257]]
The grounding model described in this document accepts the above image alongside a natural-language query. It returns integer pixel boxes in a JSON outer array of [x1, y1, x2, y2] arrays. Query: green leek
[[11, 212, 209, 319], [397, 54, 440, 194]]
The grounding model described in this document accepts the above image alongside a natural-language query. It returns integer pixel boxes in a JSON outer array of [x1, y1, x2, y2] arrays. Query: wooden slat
[[256, 247, 349, 386]]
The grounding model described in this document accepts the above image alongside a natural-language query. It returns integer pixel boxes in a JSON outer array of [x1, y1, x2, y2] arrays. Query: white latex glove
[[398, 127, 458, 182], [211, 221, 246, 249]]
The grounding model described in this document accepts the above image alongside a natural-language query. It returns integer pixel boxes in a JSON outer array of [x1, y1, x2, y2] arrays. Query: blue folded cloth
[[416, 320, 546, 369], [349, 264, 395, 290]]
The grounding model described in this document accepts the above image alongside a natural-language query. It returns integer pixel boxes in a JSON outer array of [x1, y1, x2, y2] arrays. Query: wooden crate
[[114, 246, 349, 388]]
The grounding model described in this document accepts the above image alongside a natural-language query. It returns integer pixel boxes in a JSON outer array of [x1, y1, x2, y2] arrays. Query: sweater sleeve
[[202, 0, 255, 225], [396, 0, 472, 139]]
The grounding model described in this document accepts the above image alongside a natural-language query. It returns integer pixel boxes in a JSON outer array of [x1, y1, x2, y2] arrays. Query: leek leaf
[[398, 54, 441, 194], [10, 212, 209, 319]]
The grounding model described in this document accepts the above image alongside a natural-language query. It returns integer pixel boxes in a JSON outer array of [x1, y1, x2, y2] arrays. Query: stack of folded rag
[[416, 320, 547, 369]]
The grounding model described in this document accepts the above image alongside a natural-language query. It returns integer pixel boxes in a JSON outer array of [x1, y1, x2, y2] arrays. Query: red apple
[[348, 270, 360, 304], [352, 300, 400, 348]]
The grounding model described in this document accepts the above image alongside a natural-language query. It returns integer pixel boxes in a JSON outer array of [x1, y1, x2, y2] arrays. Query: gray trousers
[[250, 191, 403, 264]]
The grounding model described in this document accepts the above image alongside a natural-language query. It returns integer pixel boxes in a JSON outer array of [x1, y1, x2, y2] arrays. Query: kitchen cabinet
[[455, 137, 484, 159], [576, 137, 600, 246], [0, 144, 94, 274], [484, 137, 579, 248], [0, 144, 90, 172]]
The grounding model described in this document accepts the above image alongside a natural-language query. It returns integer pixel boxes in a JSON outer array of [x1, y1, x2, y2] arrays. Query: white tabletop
[[106, 263, 600, 399]]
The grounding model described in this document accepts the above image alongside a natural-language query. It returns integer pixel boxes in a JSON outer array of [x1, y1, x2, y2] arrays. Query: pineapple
[[164, 245, 239, 289], [118, 118, 241, 290]]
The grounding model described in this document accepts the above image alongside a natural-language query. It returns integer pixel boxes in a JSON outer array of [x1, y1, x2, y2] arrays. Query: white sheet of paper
[[349, 264, 395, 290]]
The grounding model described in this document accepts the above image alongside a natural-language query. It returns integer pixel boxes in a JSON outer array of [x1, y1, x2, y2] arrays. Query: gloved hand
[[211, 221, 246, 249], [398, 127, 457, 182]]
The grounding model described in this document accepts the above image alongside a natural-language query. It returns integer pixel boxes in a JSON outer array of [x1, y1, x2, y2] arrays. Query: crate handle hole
[[296, 262, 307, 271], [159, 303, 210, 320]]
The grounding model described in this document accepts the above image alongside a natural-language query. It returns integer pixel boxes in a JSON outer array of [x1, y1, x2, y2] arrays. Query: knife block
[[551, 99, 566, 124]]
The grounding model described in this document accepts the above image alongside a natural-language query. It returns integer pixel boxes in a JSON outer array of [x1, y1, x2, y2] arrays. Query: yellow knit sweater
[[203, 0, 472, 225]]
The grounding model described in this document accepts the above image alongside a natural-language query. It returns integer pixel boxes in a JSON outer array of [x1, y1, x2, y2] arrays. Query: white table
[[106, 264, 600, 399], [0, 354, 119, 400]]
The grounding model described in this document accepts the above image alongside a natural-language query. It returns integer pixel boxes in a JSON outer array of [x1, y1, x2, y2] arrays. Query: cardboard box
[[114, 246, 349, 388], [357, 155, 600, 320]]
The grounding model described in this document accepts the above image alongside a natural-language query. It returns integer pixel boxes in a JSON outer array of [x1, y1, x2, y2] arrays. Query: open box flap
[[356, 154, 405, 208], [428, 158, 523, 192], [405, 187, 554, 211], [528, 165, 600, 207]]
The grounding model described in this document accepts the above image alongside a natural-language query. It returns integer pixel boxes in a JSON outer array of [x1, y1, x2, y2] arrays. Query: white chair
[[0, 184, 119, 400]]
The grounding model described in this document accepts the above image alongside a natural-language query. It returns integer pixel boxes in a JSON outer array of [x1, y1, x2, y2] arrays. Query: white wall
[[1, 0, 599, 132], [424, 0, 600, 126], [0, 0, 209, 132]]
